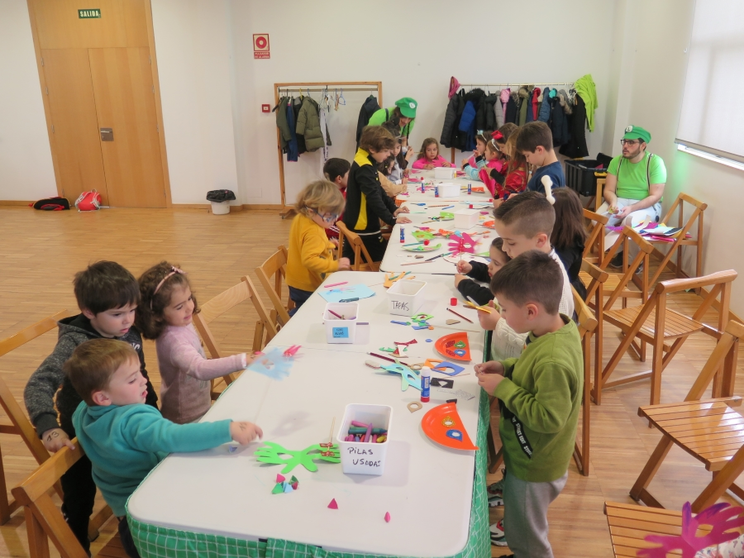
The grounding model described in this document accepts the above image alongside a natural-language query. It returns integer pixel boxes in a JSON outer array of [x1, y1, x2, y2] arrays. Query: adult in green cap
[[367, 97, 417, 144], [603, 125, 667, 267]]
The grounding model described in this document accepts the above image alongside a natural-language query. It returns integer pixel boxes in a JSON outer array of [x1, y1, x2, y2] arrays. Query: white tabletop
[[128, 271, 485, 557]]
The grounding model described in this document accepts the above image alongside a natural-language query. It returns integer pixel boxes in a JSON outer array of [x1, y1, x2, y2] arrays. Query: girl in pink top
[[136, 262, 252, 424], [411, 137, 453, 170]]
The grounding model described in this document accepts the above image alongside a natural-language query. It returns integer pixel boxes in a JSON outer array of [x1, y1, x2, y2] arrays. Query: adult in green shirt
[[367, 97, 417, 146], [603, 125, 667, 265]]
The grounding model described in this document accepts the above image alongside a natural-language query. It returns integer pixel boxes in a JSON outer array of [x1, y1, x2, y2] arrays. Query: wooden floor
[[0, 207, 741, 558]]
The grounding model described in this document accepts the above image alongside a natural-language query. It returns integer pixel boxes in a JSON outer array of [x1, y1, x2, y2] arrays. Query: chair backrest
[[192, 277, 277, 395], [336, 222, 380, 271], [580, 260, 607, 382], [0, 310, 71, 523], [594, 226, 654, 309], [582, 208, 608, 261], [11, 441, 102, 558], [255, 245, 292, 328], [682, 320, 744, 402], [659, 192, 707, 237]]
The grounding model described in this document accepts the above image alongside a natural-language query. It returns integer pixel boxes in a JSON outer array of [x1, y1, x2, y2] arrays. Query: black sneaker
[[609, 252, 624, 269], [490, 519, 508, 546]]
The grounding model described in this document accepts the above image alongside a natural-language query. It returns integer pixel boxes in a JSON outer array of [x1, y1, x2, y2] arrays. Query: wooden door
[[28, 0, 170, 208], [89, 48, 166, 207], [41, 49, 108, 201]]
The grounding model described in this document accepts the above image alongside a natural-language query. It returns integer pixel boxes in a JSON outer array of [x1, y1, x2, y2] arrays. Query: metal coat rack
[[274, 81, 383, 218]]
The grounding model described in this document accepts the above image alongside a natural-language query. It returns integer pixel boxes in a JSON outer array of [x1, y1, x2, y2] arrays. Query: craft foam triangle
[[434, 332, 471, 362], [328, 498, 338, 509]]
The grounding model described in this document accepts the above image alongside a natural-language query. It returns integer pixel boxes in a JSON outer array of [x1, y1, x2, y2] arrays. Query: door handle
[[100, 128, 113, 141]]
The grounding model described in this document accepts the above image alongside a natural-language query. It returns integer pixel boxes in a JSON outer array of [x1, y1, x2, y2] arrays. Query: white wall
[[0, 0, 56, 201], [614, 0, 744, 314]]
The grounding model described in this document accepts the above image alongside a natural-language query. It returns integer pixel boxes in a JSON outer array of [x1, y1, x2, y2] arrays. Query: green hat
[[395, 97, 418, 119], [623, 125, 651, 143]]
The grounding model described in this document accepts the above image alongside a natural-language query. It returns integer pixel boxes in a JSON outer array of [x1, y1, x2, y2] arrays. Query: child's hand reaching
[[230, 421, 263, 445], [396, 215, 412, 224], [41, 428, 76, 453], [338, 257, 351, 270], [395, 206, 410, 215], [442, 160, 453, 168], [456, 260, 472, 274], [424, 163, 434, 170]]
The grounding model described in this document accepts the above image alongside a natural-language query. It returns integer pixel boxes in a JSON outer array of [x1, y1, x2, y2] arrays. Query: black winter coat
[[559, 95, 589, 158], [440, 94, 459, 148]]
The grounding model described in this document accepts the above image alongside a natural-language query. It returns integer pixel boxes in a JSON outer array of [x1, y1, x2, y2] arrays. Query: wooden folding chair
[[580, 260, 608, 398], [0, 310, 70, 524], [647, 193, 707, 288], [572, 286, 598, 476], [630, 320, 744, 512], [192, 276, 277, 400], [255, 245, 293, 330], [599, 269, 737, 408], [12, 442, 127, 558], [583, 208, 608, 264], [336, 222, 380, 271], [604, 501, 736, 557]]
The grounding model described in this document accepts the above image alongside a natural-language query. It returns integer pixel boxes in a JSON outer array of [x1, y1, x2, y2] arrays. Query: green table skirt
[[129, 390, 490, 558]]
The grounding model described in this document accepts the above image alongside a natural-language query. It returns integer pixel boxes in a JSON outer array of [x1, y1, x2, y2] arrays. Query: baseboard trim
[[0, 200, 34, 207]]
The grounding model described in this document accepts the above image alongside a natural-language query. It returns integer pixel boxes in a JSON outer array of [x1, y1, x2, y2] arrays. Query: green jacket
[[367, 107, 415, 137], [494, 316, 583, 482], [575, 74, 598, 132], [296, 97, 324, 151]]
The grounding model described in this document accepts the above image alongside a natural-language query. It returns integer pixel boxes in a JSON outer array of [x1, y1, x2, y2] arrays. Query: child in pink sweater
[[411, 137, 453, 170], [136, 262, 252, 424]]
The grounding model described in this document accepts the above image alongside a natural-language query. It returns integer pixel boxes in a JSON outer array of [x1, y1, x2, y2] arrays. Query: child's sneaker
[[487, 479, 504, 507], [490, 519, 508, 547]]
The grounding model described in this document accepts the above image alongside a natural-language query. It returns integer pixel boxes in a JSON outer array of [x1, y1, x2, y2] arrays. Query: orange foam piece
[[434, 332, 471, 362]]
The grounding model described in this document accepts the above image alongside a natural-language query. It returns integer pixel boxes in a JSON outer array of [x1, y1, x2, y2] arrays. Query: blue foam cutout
[[446, 429, 464, 441], [432, 361, 465, 376], [246, 347, 292, 380]]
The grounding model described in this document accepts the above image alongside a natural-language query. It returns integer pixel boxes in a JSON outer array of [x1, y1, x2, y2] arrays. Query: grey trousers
[[503, 470, 568, 558]]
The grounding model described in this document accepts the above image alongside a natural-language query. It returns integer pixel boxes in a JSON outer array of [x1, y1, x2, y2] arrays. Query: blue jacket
[[72, 403, 232, 516]]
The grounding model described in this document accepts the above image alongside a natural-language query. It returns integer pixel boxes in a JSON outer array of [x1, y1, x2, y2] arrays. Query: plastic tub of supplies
[[337, 403, 393, 476], [387, 280, 426, 316], [323, 302, 359, 344], [434, 167, 456, 180]]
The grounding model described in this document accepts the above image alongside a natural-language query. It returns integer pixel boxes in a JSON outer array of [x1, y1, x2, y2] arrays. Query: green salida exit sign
[[78, 9, 101, 18]]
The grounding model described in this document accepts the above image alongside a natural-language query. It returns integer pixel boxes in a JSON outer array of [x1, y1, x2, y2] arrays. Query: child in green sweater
[[475, 250, 583, 558], [66, 339, 262, 558]]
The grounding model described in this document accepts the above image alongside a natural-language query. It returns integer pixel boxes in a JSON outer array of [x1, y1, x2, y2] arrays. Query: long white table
[[127, 271, 490, 558]]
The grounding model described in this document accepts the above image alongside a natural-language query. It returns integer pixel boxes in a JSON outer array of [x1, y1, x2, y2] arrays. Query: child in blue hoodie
[[67, 339, 262, 558]]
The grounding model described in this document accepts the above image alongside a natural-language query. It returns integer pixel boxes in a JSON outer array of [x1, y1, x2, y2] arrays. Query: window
[[675, 0, 744, 167]]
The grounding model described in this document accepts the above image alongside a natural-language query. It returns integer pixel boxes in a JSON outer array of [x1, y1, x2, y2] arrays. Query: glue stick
[[420, 367, 431, 403], [434, 185, 439, 198], [400, 227, 405, 243], [468, 183, 472, 195]]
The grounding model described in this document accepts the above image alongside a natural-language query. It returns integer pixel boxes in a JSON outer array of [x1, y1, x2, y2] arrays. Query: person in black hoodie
[[455, 237, 511, 305], [24, 261, 158, 553]]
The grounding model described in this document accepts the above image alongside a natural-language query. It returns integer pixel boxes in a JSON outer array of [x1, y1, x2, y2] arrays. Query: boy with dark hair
[[343, 126, 411, 263], [67, 338, 262, 558], [23, 260, 158, 553], [477, 251, 583, 558], [322, 158, 351, 241], [516, 122, 566, 194]]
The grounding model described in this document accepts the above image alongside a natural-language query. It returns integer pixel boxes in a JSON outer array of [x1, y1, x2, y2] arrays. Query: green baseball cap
[[395, 97, 418, 118], [623, 125, 651, 143]]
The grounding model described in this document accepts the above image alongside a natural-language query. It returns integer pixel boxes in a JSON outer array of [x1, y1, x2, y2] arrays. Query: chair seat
[[605, 501, 711, 558], [641, 399, 744, 471], [605, 305, 704, 341], [98, 533, 129, 558]]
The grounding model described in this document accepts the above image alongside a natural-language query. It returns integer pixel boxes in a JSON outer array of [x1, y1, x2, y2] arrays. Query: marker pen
[[420, 367, 431, 403]]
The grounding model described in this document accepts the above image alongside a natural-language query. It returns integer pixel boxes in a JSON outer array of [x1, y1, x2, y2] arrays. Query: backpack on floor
[[74, 190, 102, 211], [30, 197, 70, 211]]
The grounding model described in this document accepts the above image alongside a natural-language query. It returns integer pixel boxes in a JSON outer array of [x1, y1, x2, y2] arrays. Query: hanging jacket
[[483, 93, 498, 131], [559, 94, 589, 158], [285, 100, 299, 162], [440, 93, 459, 148], [494, 89, 505, 128], [356, 95, 381, 146], [453, 90, 469, 150], [275, 96, 292, 152], [517, 86, 531, 126], [505, 91, 518, 124], [458, 100, 477, 152], [296, 97, 324, 152], [292, 97, 306, 154], [470, 89, 487, 133], [500, 89, 511, 125], [538, 88, 552, 122], [527, 87, 541, 122], [550, 92, 569, 147], [575, 74, 598, 132]]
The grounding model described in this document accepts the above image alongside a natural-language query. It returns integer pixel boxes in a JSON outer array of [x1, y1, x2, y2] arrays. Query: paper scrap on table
[[319, 284, 376, 303], [246, 347, 292, 380]]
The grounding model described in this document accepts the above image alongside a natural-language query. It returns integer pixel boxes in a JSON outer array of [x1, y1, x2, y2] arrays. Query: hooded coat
[[296, 97, 324, 151]]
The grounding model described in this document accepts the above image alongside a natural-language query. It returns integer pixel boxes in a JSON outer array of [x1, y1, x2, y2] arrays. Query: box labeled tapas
[[323, 302, 359, 344], [337, 403, 392, 476], [387, 279, 426, 316], [453, 209, 480, 230]]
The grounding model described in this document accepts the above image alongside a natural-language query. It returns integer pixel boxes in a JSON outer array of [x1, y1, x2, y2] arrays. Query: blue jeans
[[288, 286, 313, 316]]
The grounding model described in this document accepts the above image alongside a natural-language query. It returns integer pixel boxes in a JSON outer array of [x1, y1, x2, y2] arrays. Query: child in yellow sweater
[[287, 180, 350, 313]]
